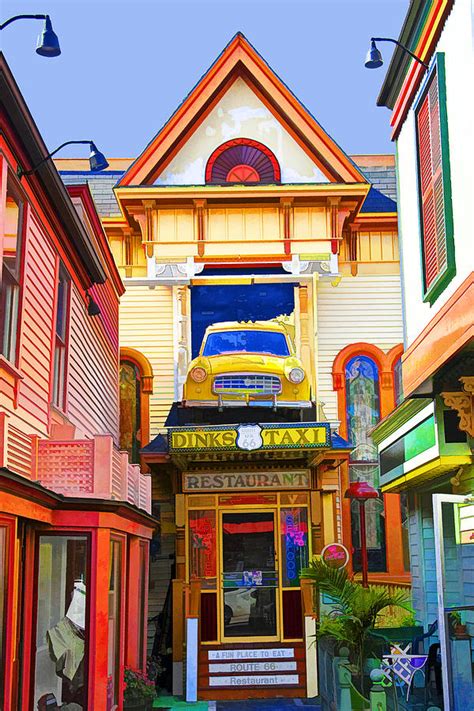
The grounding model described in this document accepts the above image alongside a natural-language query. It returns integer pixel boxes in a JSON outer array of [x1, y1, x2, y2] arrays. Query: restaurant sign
[[169, 422, 330, 452], [183, 470, 309, 492]]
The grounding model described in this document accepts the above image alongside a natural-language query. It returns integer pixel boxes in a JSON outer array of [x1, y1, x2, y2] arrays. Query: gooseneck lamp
[[0, 14, 61, 57], [18, 140, 109, 179], [365, 37, 428, 70]]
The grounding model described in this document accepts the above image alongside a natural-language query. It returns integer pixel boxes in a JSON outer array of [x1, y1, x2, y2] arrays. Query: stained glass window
[[345, 355, 380, 461], [345, 356, 386, 572], [119, 361, 141, 463], [206, 139, 280, 185]]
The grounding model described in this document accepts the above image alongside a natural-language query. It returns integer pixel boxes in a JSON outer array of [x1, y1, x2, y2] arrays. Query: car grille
[[213, 374, 281, 395]]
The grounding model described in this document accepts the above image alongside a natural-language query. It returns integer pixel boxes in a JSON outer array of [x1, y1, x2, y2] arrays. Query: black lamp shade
[[89, 143, 109, 172], [36, 16, 61, 57], [87, 293, 101, 317], [365, 40, 383, 69]]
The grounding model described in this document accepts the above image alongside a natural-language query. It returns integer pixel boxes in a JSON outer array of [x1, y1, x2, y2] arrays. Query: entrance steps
[[198, 641, 307, 700]]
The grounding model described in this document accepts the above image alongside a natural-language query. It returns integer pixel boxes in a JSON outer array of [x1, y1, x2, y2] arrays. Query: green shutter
[[415, 53, 455, 305]]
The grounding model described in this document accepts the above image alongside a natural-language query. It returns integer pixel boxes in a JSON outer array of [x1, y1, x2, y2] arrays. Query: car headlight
[[190, 366, 208, 383], [287, 367, 305, 384]]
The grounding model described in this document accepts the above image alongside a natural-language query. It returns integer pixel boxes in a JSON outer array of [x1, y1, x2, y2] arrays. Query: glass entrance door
[[221, 511, 278, 639]]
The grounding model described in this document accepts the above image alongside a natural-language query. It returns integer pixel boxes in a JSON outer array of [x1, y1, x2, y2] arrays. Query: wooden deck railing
[[0, 416, 151, 513]]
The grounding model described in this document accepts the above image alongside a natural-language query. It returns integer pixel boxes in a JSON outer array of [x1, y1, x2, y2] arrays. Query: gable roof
[[118, 33, 367, 187]]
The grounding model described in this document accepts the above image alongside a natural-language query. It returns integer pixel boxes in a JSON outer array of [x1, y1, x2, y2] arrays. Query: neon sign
[[321, 543, 349, 569], [284, 513, 307, 581]]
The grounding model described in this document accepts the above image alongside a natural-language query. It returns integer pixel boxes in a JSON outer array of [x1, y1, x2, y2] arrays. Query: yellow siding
[[357, 230, 399, 262], [207, 207, 281, 242], [316, 275, 403, 422], [293, 207, 327, 240], [156, 209, 194, 244], [119, 285, 175, 435]]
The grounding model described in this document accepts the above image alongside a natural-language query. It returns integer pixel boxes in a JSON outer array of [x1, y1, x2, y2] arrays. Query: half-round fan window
[[205, 139, 281, 185]]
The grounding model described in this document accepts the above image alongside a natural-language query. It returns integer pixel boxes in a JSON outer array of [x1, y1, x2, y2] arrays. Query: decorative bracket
[[441, 376, 474, 438]]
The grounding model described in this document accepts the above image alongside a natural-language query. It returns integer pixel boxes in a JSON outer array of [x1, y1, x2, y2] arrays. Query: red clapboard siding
[[90, 279, 119, 352], [67, 286, 119, 443], [416, 68, 446, 289], [17, 212, 56, 427]]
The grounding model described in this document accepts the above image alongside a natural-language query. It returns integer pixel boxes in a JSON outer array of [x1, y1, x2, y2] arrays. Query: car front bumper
[[183, 399, 313, 408]]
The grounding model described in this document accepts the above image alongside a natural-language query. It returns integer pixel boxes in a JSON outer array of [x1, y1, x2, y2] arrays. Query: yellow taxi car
[[183, 320, 311, 408]]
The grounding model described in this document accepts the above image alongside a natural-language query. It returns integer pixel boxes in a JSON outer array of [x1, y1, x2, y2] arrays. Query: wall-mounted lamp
[[365, 37, 428, 70], [0, 14, 61, 57], [18, 140, 109, 179], [86, 292, 101, 317]]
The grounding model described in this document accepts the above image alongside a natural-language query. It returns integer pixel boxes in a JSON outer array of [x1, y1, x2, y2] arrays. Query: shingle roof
[[352, 159, 397, 212], [58, 154, 397, 217], [60, 171, 123, 217]]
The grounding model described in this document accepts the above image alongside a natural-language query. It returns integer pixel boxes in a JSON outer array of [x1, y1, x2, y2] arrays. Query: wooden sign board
[[209, 675, 299, 687], [209, 661, 297, 673], [183, 470, 309, 492], [208, 648, 294, 660], [169, 422, 330, 452]]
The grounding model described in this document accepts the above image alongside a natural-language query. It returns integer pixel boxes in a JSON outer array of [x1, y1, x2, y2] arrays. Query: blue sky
[[2, 0, 409, 159]]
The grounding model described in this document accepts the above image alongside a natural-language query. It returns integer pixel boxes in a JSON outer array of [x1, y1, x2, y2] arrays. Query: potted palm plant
[[301, 558, 413, 697], [123, 667, 156, 711]]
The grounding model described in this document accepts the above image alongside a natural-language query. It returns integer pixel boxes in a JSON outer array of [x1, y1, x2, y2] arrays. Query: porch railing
[[0, 416, 151, 513]]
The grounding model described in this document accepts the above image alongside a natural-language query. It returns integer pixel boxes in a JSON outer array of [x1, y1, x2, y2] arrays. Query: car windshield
[[203, 330, 290, 357]]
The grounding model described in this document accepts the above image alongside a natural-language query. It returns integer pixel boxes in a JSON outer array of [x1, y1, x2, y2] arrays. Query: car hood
[[206, 354, 292, 374]]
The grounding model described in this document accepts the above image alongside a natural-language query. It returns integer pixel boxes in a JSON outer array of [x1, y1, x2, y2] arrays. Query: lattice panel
[[38, 440, 95, 494], [7, 426, 33, 478]]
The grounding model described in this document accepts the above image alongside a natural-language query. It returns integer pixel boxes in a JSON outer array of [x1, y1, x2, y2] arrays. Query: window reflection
[[0, 527, 7, 705], [119, 361, 141, 463], [1, 183, 24, 362], [222, 512, 277, 638], [108, 539, 122, 709], [34, 535, 88, 710]]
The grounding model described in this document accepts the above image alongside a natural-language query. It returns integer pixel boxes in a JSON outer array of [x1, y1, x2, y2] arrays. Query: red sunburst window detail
[[226, 164, 260, 182], [205, 138, 281, 185]]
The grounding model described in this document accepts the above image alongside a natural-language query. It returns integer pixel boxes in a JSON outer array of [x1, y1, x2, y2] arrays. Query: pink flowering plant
[[123, 666, 156, 702]]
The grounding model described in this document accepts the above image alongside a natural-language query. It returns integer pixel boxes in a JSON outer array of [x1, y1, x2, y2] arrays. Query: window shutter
[[416, 70, 446, 289]]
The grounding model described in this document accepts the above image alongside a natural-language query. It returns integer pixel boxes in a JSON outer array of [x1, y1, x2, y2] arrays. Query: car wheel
[[224, 605, 233, 626]]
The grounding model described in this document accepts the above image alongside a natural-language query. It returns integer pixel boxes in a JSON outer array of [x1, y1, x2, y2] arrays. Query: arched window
[[345, 355, 386, 572], [119, 348, 153, 464], [345, 356, 380, 462], [205, 139, 281, 185], [120, 361, 141, 463], [333, 342, 407, 578]]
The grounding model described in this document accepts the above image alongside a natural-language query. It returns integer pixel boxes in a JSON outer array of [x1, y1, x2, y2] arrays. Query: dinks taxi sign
[[168, 422, 330, 452]]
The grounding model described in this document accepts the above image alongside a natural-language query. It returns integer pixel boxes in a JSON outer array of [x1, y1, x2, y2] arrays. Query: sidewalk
[[153, 697, 322, 710]]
